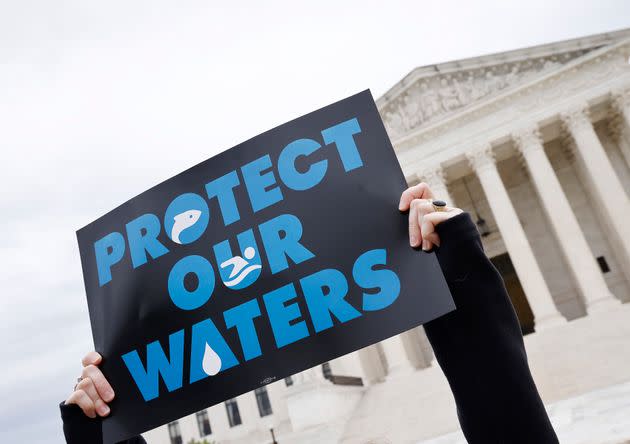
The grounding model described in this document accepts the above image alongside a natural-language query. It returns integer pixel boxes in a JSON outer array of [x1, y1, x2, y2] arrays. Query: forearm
[[424, 213, 557, 443], [60, 402, 146, 444], [60, 401, 104, 444]]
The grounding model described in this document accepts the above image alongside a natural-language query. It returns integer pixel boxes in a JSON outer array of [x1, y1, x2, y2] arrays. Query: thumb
[[421, 217, 437, 251], [422, 211, 454, 248]]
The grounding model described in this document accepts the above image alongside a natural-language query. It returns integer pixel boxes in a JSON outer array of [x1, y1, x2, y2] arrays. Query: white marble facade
[[145, 29, 630, 444]]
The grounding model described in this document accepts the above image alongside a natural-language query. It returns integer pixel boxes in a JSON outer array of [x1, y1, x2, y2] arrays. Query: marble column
[[611, 88, 630, 169], [513, 125, 619, 311], [357, 345, 386, 384], [467, 144, 566, 330], [418, 164, 454, 204], [380, 334, 415, 377], [561, 104, 630, 274]]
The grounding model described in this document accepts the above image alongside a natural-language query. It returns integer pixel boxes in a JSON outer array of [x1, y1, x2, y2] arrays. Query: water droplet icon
[[202, 343, 222, 376]]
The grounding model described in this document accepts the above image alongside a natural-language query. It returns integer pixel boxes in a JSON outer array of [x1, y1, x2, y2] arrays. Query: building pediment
[[378, 29, 630, 141]]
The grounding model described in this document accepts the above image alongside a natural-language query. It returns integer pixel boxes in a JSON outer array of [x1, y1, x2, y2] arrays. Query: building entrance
[[490, 253, 535, 335]]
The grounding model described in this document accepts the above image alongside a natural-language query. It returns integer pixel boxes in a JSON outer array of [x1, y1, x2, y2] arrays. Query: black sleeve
[[424, 212, 558, 444], [60, 402, 146, 444]]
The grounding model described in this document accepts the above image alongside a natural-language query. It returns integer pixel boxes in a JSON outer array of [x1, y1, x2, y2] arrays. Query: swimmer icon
[[220, 247, 262, 288]]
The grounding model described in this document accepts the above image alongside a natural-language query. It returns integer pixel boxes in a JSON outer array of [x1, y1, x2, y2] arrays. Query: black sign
[[77, 90, 455, 443]]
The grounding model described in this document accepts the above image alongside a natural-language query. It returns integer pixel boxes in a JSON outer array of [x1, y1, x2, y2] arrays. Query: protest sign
[[76, 90, 455, 442]]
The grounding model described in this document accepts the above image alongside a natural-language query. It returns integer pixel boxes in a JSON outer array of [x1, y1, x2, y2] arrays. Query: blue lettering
[[223, 299, 263, 361], [259, 214, 315, 274], [205, 171, 241, 226], [94, 232, 126, 286], [263, 283, 310, 348], [278, 138, 327, 191], [321, 118, 363, 172], [121, 329, 185, 402], [301, 268, 361, 332], [189, 318, 239, 384], [125, 213, 169, 269], [352, 249, 400, 311], [241, 154, 283, 213], [168, 255, 216, 310]]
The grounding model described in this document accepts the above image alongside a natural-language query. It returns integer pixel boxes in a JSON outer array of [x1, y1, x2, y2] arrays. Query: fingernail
[[422, 240, 429, 251], [104, 390, 114, 402], [100, 404, 110, 416], [410, 235, 417, 246]]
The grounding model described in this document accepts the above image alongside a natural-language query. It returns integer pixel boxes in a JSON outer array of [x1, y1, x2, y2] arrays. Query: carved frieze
[[380, 50, 591, 140]]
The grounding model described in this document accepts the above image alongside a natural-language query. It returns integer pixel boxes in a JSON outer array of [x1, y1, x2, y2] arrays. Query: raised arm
[[400, 182, 558, 444]]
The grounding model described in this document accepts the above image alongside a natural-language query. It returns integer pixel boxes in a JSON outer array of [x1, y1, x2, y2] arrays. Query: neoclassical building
[[145, 29, 630, 444]]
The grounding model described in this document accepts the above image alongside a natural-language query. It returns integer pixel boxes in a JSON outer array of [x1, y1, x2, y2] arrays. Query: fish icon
[[171, 209, 202, 244]]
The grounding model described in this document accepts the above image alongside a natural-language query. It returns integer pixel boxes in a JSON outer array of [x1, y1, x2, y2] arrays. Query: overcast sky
[[1, 1, 629, 443]]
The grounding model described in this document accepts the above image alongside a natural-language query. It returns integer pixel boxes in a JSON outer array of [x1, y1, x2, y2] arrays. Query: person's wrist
[[435, 212, 479, 247]]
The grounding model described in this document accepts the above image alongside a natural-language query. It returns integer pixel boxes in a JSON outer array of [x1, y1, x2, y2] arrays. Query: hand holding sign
[[69, 181, 461, 428], [65, 352, 114, 418], [76, 91, 454, 443], [399, 182, 463, 250]]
